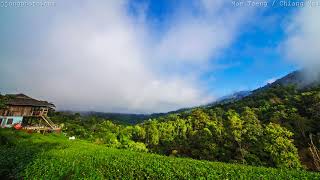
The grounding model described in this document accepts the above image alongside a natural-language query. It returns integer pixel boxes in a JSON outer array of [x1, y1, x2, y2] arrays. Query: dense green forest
[[50, 84, 320, 171], [79, 112, 163, 125]]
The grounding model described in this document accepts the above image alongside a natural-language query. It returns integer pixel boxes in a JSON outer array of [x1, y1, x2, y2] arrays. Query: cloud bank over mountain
[[283, 4, 320, 79], [0, 0, 254, 113]]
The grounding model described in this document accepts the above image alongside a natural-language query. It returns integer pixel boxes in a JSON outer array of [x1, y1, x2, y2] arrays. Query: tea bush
[[0, 129, 319, 179]]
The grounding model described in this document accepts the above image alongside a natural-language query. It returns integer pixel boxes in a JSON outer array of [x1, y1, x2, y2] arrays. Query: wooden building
[[0, 94, 59, 131]]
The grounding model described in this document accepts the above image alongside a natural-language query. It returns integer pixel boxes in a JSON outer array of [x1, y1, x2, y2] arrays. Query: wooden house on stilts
[[0, 94, 60, 132]]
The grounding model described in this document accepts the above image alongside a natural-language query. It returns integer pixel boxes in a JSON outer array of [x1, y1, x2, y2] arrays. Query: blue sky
[[128, 0, 299, 96], [0, 0, 319, 113]]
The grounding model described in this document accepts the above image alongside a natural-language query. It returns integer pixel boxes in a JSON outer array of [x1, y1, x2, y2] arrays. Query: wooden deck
[[23, 125, 61, 133]]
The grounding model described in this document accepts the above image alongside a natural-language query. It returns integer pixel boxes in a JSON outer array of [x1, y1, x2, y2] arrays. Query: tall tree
[[226, 110, 245, 163], [263, 123, 302, 169]]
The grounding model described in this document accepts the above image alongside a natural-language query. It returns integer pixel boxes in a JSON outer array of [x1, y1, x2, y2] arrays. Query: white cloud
[[283, 5, 320, 76], [155, 1, 252, 65], [265, 78, 277, 85], [0, 0, 253, 113]]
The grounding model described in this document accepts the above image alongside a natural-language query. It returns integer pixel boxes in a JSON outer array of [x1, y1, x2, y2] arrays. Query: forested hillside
[[2, 71, 319, 171], [50, 83, 320, 171]]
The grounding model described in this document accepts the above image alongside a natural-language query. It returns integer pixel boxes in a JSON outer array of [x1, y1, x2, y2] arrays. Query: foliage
[[0, 94, 11, 109], [6, 84, 319, 171], [213, 85, 320, 169], [262, 123, 302, 169], [1, 129, 318, 179], [82, 112, 160, 125], [48, 104, 304, 169]]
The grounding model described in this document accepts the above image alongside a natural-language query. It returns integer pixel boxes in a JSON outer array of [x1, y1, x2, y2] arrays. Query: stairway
[[40, 115, 58, 129]]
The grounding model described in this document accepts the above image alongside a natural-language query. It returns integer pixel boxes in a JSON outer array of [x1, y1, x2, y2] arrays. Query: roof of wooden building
[[6, 94, 55, 107]]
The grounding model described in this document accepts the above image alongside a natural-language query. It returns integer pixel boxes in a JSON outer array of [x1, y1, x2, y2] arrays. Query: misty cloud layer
[[0, 1, 253, 113], [284, 4, 320, 80], [2, 1, 319, 113]]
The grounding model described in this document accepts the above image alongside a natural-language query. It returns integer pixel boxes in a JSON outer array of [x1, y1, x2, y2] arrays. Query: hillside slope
[[257, 70, 320, 92], [1, 129, 318, 179], [58, 70, 320, 125]]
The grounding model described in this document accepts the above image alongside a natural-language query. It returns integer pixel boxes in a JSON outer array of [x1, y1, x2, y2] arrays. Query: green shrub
[[0, 129, 319, 179]]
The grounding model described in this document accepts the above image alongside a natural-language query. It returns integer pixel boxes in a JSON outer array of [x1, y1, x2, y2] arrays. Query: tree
[[241, 107, 263, 142], [263, 123, 302, 169], [104, 132, 120, 147], [131, 125, 146, 141], [207, 110, 225, 139], [240, 107, 263, 165], [189, 109, 210, 130], [0, 94, 11, 109], [145, 120, 159, 147], [226, 110, 246, 163]]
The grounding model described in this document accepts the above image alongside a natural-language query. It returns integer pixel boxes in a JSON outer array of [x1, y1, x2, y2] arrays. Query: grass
[[0, 129, 319, 179]]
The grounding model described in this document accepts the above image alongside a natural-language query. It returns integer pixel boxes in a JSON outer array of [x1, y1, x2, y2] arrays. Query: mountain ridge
[[64, 69, 320, 124]]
